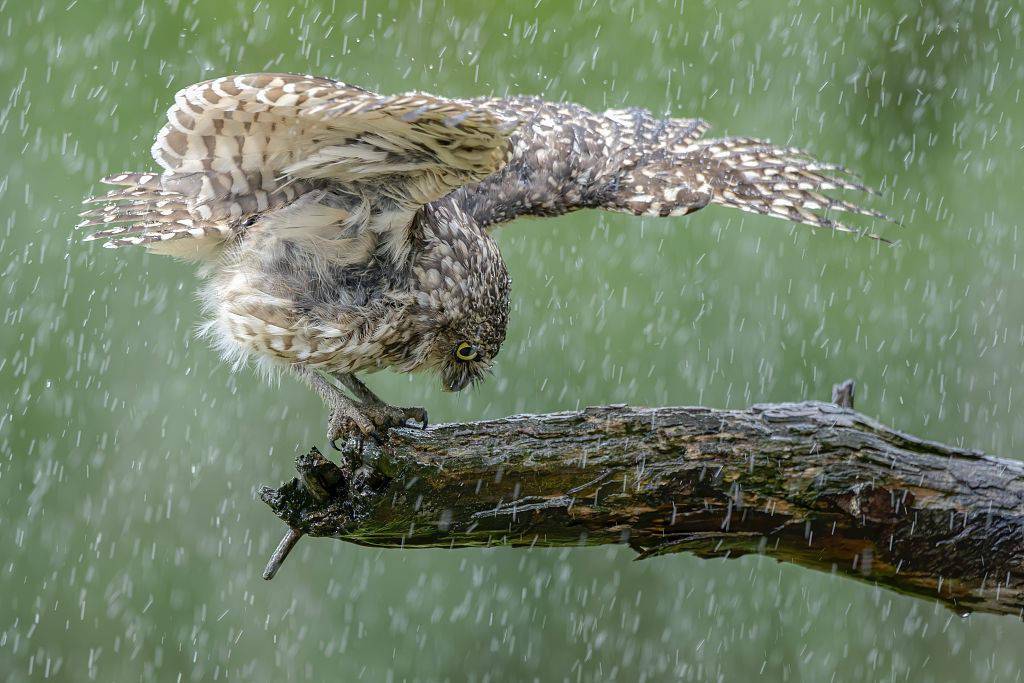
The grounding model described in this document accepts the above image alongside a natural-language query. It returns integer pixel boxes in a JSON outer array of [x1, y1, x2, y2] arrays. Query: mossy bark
[[260, 400, 1024, 618]]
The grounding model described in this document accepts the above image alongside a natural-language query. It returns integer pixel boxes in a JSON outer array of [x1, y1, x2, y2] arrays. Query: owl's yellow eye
[[454, 342, 479, 362]]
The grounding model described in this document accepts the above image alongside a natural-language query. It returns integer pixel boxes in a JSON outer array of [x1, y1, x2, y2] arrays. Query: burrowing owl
[[80, 73, 889, 448]]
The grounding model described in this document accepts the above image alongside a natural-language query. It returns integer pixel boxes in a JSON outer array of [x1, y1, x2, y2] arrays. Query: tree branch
[[259, 383, 1024, 618]]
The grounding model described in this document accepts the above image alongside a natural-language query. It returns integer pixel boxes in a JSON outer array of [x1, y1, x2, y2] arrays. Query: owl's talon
[[396, 407, 426, 430], [326, 402, 374, 450], [354, 403, 429, 439], [408, 408, 428, 430], [315, 371, 428, 449]]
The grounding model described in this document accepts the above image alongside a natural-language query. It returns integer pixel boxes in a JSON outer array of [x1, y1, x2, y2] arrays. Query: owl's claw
[[327, 403, 375, 451], [401, 406, 428, 430], [360, 403, 429, 435], [325, 402, 427, 450]]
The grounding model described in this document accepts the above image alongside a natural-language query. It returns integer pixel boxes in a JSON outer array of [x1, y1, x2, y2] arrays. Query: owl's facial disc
[[440, 339, 491, 392]]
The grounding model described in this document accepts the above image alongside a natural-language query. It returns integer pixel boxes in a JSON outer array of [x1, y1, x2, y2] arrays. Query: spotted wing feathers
[[79, 172, 232, 249], [684, 138, 891, 240], [459, 98, 892, 240], [80, 73, 516, 252]]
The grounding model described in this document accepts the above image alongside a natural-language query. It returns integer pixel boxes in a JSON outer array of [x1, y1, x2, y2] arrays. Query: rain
[[1, 0, 1022, 680]]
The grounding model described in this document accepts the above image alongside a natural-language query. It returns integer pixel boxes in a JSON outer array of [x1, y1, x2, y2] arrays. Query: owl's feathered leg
[[292, 366, 375, 450], [334, 373, 429, 432], [292, 367, 428, 450]]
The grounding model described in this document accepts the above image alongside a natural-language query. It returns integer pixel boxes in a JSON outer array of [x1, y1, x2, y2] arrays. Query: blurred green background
[[2, 0, 1023, 680]]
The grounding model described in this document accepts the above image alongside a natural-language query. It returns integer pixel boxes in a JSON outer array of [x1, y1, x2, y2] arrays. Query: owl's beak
[[443, 375, 471, 392]]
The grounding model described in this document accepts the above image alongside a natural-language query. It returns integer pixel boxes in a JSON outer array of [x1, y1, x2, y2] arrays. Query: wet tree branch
[[259, 381, 1024, 618]]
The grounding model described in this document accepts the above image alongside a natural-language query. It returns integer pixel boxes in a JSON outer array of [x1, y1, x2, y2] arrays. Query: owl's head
[[432, 298, 510, 392], [421, 252, 511, 393], [411, 203, 512, 392]]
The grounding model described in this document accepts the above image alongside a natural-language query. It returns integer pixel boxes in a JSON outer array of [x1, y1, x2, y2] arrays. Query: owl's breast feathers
[[203, 195, 506, 376]]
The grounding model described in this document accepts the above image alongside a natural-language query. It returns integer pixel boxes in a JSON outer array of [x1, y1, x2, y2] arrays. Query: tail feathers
[[78, 199, 192, 228], [83, 187, 180, 204], [78, 172, 231, 251], [98, 172, 165, 189], [81, 222, 230, 247], [699, 138, 895, 241]]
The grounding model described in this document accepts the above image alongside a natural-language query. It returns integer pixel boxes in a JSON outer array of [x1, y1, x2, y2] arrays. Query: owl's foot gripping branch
[[259, 382, 1024, 618]]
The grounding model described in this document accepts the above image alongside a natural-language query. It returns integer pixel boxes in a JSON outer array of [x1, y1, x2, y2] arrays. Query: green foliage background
[[1, 0, 1022, 680]]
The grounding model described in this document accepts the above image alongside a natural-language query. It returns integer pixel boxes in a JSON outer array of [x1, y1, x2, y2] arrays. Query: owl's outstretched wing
[[454, 97, 891, 240], [79, 73, 514, 254]]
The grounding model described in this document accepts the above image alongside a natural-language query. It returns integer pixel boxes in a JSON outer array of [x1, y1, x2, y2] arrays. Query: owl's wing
[[454, 97, 891, 240], [79, 73, 514, 253]]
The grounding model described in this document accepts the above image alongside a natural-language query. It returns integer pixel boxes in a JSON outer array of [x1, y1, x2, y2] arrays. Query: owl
[[80, 73, 889, 449]]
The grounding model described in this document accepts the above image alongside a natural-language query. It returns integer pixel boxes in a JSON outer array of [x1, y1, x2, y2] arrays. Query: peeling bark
[[259, 394, 1024, 618]]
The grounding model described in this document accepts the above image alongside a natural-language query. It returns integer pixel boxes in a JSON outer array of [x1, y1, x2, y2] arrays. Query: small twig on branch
[[831, 378, 855, 408], [259, 380, 1024, 618], [262, 527, 303, 580]]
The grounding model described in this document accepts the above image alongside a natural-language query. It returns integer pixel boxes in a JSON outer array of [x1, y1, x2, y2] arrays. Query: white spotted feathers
[[79, 73, 516, 254], [78, 73, 893, 389], [691, 138, 891, 240], [458, 98, 893, 240]]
